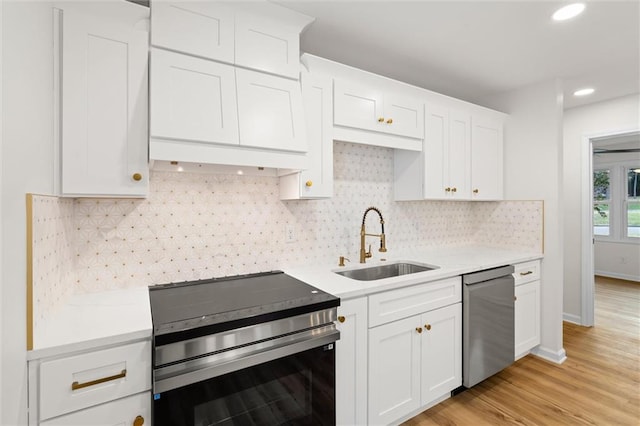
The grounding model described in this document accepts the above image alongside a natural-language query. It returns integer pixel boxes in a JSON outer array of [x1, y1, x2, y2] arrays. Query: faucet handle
[[338, 256, 350, 267], [365, 244, 373, 259]]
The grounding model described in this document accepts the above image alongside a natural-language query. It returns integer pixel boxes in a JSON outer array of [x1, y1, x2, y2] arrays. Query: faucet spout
[[360, 207, 387, 263]]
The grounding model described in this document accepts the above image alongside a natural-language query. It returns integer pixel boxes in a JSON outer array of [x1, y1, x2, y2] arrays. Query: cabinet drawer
[[40, 340, 151, 421], [513, 260, 541, 285], [369, 277, 461, 327], [41, 391, 150, 426]]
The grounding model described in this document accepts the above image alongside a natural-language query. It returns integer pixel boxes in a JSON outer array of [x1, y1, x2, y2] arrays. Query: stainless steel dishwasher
[[462, 265, 515, 388]]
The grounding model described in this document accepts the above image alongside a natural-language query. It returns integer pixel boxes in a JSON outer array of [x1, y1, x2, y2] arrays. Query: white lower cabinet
[[367, 278, 462, 425], [40, 392, 150, 426], [514, 260, 542, 359], [335, 298, 368, 426], [28, 339, 151, 425]]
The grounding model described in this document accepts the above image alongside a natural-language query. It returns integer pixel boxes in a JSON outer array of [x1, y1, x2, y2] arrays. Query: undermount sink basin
[[335, 262, 438, 281]]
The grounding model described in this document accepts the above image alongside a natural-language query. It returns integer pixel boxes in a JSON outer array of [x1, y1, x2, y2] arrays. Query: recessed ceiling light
[[552, 3, 586, 21], [574, 88, 595, 96]]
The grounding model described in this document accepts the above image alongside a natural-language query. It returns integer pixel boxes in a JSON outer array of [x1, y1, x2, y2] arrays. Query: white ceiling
[[275, 0, 640, 110]]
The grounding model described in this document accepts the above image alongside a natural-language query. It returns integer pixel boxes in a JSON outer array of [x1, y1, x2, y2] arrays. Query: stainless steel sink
[[335, 262, 438, 281]]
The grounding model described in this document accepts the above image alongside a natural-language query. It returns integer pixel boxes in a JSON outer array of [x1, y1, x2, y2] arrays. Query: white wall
[[563, 94, 640, 322], [0, 0, 4, 419], [482, 79, 567, 364], [2, 1, 56, 424]]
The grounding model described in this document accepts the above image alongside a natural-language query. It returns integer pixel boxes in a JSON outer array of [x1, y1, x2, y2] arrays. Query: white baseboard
[[563, 312, 582, 324], [530, 346, 567, 364], [595, 270, 640, 282]]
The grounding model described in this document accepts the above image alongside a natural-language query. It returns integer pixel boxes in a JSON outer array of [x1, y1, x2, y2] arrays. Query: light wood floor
[[403, 276, 640, 426]]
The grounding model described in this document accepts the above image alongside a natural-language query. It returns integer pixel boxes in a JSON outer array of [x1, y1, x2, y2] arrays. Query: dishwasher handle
[[463, 265, 515, 285]]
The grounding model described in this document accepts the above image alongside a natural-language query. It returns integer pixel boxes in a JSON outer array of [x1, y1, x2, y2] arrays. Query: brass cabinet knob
[[473, 189, 479, 194], [133, 415, 144, 426], [424, 324, 432, 331], [132, 173, 143, 181], [338, 316, 346, 323], [520, 271, 533, 276], [305, 180, 313, 187], [378, 117, 385, 122], [416, 327, 423, 334], [451, 187, 457, 193], [514, 296, 518, 301], [445, 187, 451, 192], [386, 118, 393, 124]]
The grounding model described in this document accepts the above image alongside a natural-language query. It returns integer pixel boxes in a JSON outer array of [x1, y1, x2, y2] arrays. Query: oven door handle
[[153, 324, 339, 394]]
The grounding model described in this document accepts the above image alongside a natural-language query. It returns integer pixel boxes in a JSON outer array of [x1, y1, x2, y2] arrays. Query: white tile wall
[[30, 195, 75, 330], [31, 142, 543, 312]]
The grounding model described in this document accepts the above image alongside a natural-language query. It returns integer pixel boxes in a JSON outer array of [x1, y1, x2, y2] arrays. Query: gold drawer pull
[[416, 327, 423, 334], [520, 271, 533, 276], [424, 324, 432, 331], [378, 117, 385, 122], [338, 316, 346, 323], [133, 415, 145, 426], [71, 369, 127, 391], [386, 118, 393, 124]]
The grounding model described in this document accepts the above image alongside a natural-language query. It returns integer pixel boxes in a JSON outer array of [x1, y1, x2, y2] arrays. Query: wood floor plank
[[403, 276, 640, 426]]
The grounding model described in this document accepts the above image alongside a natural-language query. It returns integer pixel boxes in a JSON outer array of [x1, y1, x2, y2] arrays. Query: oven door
[[153, 342, 336, 426]]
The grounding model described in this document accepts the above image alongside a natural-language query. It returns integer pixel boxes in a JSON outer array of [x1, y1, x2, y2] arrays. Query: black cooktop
[[149, 271, 339, 345]]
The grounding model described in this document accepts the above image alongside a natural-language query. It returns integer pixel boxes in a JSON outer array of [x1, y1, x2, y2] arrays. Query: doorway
[[582, 129, 640, 326]]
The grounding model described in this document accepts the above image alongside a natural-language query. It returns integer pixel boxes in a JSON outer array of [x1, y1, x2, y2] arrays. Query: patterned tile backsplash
[[31, 142, 543, 321]]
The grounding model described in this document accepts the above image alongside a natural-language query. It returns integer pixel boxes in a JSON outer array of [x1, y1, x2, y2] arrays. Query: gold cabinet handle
[[424, 324, 432, 331], [338, 316, 346, 323], [378, 117, 385, 122], [451, 187, 457, 193], [473, 189, 479, 194], [71, 369, 126, 391], [133, 415, 145, 426], [514, 296, 518, 301], [386, 118, 393, 124], [305, 180, 313, 187], [520, 271, 533, 276], [416, 327, 423, 334], [132, 173, 143, 181], [445, 187, 451, 192]]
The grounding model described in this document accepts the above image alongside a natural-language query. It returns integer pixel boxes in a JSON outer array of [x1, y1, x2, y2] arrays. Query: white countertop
[[285, 245, 543, 299], [27, 245, 541, 360], [28, 286, 152, 360]]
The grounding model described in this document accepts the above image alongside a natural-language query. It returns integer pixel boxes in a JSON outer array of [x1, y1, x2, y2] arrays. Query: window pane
[[628, 167, 640, 199], [628, 202, 640, 238], [594, 203, 610, 236], [594, 170, 610, 201]]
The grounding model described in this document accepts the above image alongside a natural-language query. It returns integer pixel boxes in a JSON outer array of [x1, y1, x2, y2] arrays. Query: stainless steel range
[[149, 271, 340, 426]]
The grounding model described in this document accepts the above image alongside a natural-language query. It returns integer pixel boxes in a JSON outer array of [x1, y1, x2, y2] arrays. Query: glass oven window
[[154, 344, 335, 426]]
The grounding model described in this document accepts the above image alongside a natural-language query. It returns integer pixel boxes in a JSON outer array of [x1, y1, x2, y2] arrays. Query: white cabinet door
[[150, 48, 239, 146], [383, 94, 424, 139], [335, 298, 367, 426], [236, 68, 307, 152], [235, 14, 301, 79], [151, 0, 234, 63], [40, 392, 150, 426], [280, 73, 333, 199], [60, 2, 148, 197], [421, 303, 462, 404], [448, 111, 471, 199], [423, 105, 449, 199], [471, 116, 503, 200], [515, 280, 541, 358], [368, 316, 421, 425], [333, 80, 384, 133]]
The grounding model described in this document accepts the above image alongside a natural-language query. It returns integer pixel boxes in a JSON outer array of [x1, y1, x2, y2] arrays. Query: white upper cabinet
[[57, 1, 149, 197], [280, 72, 333, 200], [236, 68, 307, 152], [150, 48, 239, 146], [471, 115, 504, 200], [334, 79, 424, 140], [148, 1, 313, 170], [151, 1, 234, 63], [395, 102, 504, 201]]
